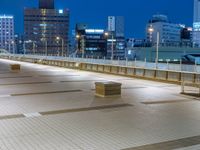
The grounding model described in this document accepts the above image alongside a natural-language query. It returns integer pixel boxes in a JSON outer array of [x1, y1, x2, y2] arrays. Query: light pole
[[76, 34, 85, 58], [148, 26, 159, 69], [27, 40, 36, 55], [56, 37, 64, 57], [11, 40, 15, 54], [41, 39, 47, 56], [32, 41, 36, 55], [23, 42, 26, 55], [104, 32, 114, 60], [8, 41, 11, 53]]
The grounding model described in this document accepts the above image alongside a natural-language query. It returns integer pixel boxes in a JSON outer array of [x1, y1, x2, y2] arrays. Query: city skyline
[[0, 0, 194, 38]]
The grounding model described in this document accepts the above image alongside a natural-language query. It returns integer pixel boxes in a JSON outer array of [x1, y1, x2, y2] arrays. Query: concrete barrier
[[111, 66, 118, 74], [135, 68, 144, 77], [80, 63, 86, 70], [86, 64, 92, 70], [104, 66, 111, 73], [195, 74, 200, 83], [156, 70, 167, 80], [182, 73, 195, 83], [92, 64, 98, 71], [168, 71, 181, 82], [1, 55, 200, 85], [118, 67, 126, 75], [144, 69, 155, 78], [127, 68, 134, 76], [97, 65, 104, 72]]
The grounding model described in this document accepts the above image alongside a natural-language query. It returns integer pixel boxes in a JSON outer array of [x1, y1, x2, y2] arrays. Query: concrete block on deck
[[10, 64, 20, 71], [95, 82, 122, 97]]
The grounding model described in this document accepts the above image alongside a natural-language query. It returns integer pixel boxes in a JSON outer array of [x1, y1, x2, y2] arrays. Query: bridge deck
[[0, 59, 200, 150]]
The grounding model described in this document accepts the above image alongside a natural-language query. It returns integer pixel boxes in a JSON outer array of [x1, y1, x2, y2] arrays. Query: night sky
[[0, 0, 193, 38]]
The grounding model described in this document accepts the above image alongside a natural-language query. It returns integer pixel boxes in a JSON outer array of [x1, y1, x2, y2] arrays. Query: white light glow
[[59, 9, 63, 14], [193, 22, 200, 31], [85, 29, 104, 34]]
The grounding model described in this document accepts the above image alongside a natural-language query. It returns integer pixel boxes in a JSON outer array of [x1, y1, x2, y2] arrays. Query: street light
[[104, 32, 114, 60], [27, 40, 37, 55], [148, 26, 159, 69], [23, 40, 32, 55], [76, 34, 85, 58], [11, 40, 15, 54], [56, 36, 64, 57], [32, 41, 36, 55]]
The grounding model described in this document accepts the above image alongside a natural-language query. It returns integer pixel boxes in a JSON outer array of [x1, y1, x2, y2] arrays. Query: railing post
[[144, 58, 146, 68], [135, 58, 136, 67], [195, 60, 197, 73], [180, 59, 182, 72], [167, 60, 169, 70], [126, 57, 128, 66], [155, 58, 157, 69]]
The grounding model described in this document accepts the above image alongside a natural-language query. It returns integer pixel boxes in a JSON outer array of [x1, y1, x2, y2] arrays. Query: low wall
[[1, 55, 199, 84]]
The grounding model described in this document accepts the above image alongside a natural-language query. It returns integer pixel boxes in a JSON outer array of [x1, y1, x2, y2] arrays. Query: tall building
[[107, 16, 125, 59], [180, 27, 193, 47], [108, 16, 124, 37], [193, 0, 200, 47], [146, 14, 184, 47], [39, 0, 54, 9], [24, 0, 70, 56], [0, 15, 14, 53], [108, 16, 115, 32]]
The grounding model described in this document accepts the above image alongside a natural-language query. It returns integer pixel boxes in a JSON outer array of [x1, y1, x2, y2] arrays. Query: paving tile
[[0, 59, 200, 150]]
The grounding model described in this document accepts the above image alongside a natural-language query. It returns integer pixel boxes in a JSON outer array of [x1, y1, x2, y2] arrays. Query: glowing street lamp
[[56, 36, 64, 57], [76, 34, 85, 58], [148, 26, 159, 69], [104, 32, 114, 60]]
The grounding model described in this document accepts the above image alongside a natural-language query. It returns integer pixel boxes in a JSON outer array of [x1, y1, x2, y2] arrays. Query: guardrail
[[2, 54, 200, 72], [0, 54, 200, 85]]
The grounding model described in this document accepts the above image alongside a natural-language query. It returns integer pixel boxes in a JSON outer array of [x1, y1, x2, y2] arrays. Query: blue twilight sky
[[0, 0, 193, 38]]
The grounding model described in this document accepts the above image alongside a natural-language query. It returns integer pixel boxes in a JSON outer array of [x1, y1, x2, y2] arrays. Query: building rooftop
[[0, 58, 200, 149]]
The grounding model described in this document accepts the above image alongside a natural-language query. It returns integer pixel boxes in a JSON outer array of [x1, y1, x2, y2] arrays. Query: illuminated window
[[59, 10, 63, 14]]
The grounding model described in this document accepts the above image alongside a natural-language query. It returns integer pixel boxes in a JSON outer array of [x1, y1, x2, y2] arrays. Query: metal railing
[[2, 54, 200, 73]]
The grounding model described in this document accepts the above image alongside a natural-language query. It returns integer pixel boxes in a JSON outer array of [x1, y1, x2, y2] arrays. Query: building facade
[[39, 0, 54, 9], [180, 27, 193, 47], [0, 15, 14, 53], [24, 0, 70, 56], [193, 0, 200, 47], [107, 16, 125, 59], [108, 16, 124, 37], [146, 14, 184, 47], [76, 24, 107, 58]]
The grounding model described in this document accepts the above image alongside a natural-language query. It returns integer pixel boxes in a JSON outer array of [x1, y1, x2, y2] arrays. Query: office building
[[39, 0, 54, 9], [108, 16, 124, 37], [146, 14, 184, 47], [75, 24, 107, 57], [107, 16, 125, 59], [180, 27, 193, 47], [0, 15, 14, 53], [24, 0, 70, 56], [193, 0, 200, 47]]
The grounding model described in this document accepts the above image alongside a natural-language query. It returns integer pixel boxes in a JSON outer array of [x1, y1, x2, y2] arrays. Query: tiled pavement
[[0, 59, 200, 149]]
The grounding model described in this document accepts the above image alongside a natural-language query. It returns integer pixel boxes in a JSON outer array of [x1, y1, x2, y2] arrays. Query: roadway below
[[0, 59, 199, 150]]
